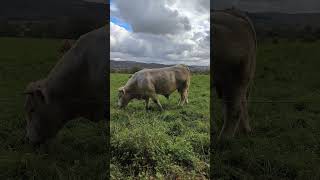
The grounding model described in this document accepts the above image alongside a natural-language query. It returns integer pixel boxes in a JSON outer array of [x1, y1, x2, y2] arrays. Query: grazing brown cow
[[118, 64, 191, 111], [212, 8, 257, 140], [23, 26, 108, 145]]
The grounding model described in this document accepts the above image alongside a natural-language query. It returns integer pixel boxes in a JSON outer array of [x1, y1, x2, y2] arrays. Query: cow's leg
[[178, 90, 183, 105], [218, 90, 242, 140], [187, 89, 189, 104], [185, 76, 190, 104], [238, 58, 254, 135], [185, 89, 189, 104], [151, 94, 163, 111], [239, 89, 251, 134], [145, 97, 150, 110], [180, 89, 188, 106]]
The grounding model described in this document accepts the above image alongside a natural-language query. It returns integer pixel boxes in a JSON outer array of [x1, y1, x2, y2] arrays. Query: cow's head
[[23, 81, 63, 145], [118, 86, 130, 108]]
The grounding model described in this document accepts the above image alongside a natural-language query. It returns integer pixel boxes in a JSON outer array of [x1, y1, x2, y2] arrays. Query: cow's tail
[[185, 65, 191, 96], [178, 64, 191, 91]]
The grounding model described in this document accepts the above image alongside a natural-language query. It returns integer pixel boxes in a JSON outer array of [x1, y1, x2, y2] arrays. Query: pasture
[[110, 73, 210, 179], [0, 37, 108, 179], [212, 39, 320, 179], [2, 37, 319, 179]]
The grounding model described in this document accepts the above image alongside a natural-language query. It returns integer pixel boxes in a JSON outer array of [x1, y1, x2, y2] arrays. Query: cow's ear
[[24, 94, 35, 112], [23, 82, 37, 95], [34, 87, 49, 104], [24, 81, 49, 104], [118, 87, 126, 95]]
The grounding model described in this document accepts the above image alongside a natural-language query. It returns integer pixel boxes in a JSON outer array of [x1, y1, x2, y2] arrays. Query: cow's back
[[130, 65, 190, 95], [212, 9, 256, 87], [212, 9, 256, 65], [46, 26, 108, 120]]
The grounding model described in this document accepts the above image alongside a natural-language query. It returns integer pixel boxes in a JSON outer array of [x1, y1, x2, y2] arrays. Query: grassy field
[[0, 37, 108, 179], [212, 39, 320, 179], [110, 74, 210, 179], [2, 37, 319, 179]]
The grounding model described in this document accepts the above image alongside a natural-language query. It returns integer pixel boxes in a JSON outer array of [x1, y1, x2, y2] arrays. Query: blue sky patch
[[111, 16, 133, 32], [110, 0, 133, 32]]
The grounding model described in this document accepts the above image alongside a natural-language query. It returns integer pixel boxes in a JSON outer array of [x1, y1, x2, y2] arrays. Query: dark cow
[[23, 26, 108, 145], [212, 8, 257, 140], [58, 39, 76, 57]]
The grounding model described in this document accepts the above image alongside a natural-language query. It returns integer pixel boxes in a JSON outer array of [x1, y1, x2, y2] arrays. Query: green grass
[[0, 37, 108, 179], [2, 37, 319, 179], [110, 74, 210, 179], [212, 39, 320, 179]]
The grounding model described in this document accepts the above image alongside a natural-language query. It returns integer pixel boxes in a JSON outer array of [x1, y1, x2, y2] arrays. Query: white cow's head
[[117, 86, 130, 108], [23, 81, 63, 145]]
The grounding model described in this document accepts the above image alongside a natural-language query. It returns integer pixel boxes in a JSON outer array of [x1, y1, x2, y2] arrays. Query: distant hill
[[247, 12, 320, 39], [0, 0, 106, 38], [110, 60, 210, 73], [0, 0, 106, 22], [248, 12, 320, 28], [212, 10, 320, 39]]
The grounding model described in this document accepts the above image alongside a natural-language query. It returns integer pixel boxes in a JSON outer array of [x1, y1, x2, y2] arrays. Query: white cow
[[23, 26, 108, 145], [212, 9, 257, 140]]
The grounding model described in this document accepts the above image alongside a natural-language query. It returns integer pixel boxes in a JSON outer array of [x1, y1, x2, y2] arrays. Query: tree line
[[0, 16, 104, 39]]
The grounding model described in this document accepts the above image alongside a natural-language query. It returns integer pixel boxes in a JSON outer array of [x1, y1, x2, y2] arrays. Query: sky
[[212, 0, 320, 13], [110, 0, 210, 66]]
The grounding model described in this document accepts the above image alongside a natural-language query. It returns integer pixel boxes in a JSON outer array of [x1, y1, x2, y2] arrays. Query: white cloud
[[110, 3, 119, 12], [115, 0, 191, 35], [111, 0, 210, 66]]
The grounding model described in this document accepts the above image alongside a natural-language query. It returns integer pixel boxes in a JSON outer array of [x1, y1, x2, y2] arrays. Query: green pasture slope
[[212, 39, 320, 179], [110, 73, 210, 179], [0, 37, 107, 179]]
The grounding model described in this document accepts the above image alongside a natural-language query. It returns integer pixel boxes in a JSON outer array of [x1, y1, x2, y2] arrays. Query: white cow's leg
[[180, 89, 188, 106], [145, 97, 150, 110], [239, 91, 251, 134], [183, 78, 190, 105], [218, 91, 241, 140], [185, 89, 189, 104], [151, 94, 163, 111], [178, 91, 183, 106]]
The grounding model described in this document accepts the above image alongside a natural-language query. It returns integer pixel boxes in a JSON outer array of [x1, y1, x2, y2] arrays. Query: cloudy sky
[[212, 0, 320, 13], [110, 0, 210, 66]]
